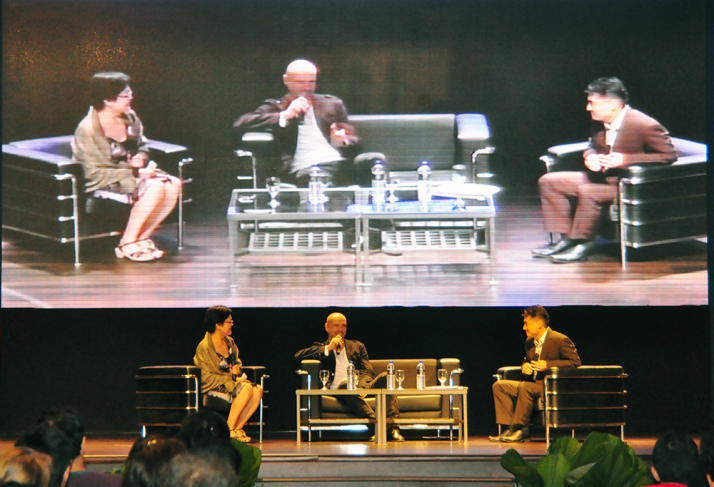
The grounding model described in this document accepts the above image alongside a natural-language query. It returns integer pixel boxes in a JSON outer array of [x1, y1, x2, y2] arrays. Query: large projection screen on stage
[[2, 0, 707, 308]]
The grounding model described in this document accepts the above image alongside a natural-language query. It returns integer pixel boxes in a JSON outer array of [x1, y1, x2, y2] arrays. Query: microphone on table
[[531, 353, 540, 381]]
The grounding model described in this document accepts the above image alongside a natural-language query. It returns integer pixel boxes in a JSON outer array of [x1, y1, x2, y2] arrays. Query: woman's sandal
[[230, 429, 251, 442], [136, 239, 165, 258], [115, 241, 156, 262]]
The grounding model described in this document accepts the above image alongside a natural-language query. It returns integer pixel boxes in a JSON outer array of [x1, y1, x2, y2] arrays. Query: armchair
[[493, 365, 627, 446], [2, 136, 193, 266], [136, 365, 268, 442], [539, 137, 707, 268]]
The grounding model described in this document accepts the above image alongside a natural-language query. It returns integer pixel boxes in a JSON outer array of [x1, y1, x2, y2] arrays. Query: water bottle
[[371, 162, 386, 207], [416, 360, 426, 390], [347, 361, 356, 390], [308, 166, 325, 205], [386, 360, 396, 390], [417, 161, 431, 209]]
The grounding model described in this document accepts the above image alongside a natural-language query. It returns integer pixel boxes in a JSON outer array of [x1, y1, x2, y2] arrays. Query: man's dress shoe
[[488, 428, 514, 442], [531, 239, 575, 258], [371, 428, 405, 442], [502, 427, 531, 443], [391, 428, 405, 442], [550, 241, 597, 263]]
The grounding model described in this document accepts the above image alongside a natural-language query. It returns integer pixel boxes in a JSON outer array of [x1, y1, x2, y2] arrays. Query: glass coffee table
[[226, 184, 499, 286]]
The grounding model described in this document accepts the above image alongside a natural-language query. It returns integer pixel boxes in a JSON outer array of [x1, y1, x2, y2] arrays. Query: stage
[[0, 434, 658, 486], [2, 195, 706, 308]]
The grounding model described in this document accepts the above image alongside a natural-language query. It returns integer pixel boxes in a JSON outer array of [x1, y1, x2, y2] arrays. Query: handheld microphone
[[228, 352, 237, 381], [531, 353, 540, 380], [336, 335, 343, 353]]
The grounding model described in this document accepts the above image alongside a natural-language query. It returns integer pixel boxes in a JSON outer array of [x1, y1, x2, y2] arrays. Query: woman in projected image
[[71, 72, 182, 262], [194, 305, 263, 442]]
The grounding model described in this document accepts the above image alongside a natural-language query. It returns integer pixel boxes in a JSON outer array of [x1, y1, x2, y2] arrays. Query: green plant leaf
[[535, 453, 571, 487], [571, 432, 615, 468], [566, 462, 596, 485], [231, 439, 262, 487], [501, 448, 545, 487], [548, 436, 581, 464]]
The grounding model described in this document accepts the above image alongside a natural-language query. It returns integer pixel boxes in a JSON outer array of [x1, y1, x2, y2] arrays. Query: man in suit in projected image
[[294, 312, 405, 442], [234, 59, 361, 187], [489, 306, 581, 443], [532, 77, 678, 262]]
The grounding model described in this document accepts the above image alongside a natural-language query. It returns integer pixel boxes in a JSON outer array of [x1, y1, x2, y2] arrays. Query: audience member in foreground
[[15, 423, 76, 487], [649, 431, 705, 487], [36, 407, 119, 487], [194, 305, 263, 442], [701, 429, 714, 487], [158, 451, 238, 487], [489, 306, 581, 443], [0, 447, 52, 487], [120, 436, 186, 487], [177, 410, 231, 450]]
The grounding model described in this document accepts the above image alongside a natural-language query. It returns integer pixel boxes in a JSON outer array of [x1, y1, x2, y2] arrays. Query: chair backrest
[[10, 135, 75, 159], [348, 114, 458, 172]]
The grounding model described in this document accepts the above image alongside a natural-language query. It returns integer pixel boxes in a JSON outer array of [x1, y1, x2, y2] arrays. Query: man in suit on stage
[[533, 77, 678, 262], [234, 59, 361, 187], [489, 306, 581, 443], [294, 312, 404, 442]]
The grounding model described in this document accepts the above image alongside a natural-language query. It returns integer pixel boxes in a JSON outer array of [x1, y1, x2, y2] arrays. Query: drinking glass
[[266, 177, 281, 209], [438, 369, 448, 387], [319, 370, 329, 390], [395, 369, 405, 390], [386, 178, 399, 205]]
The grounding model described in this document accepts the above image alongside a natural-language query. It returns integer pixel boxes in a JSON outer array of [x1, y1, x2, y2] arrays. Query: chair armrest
[[495, 366, 527, 381], [540, 141, 589, 173], [546, 365, 625, 378], [241, 366, 267, 385]]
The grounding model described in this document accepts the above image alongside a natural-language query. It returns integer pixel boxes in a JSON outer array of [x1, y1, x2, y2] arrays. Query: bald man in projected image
[[234, 59, 360, 187], [294, 312, 404, 442]]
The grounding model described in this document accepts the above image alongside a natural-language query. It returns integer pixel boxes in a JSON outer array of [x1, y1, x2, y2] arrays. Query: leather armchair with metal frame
[[2, 135, 193, 266], [493, 365, 627, 446], [136, 365, 268, 443], [539, 137, 707, 269]]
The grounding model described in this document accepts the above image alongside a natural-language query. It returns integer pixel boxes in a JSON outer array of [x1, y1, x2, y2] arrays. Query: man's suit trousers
[[492, 380, 543, 427], [337, 372, 399, 418], [539, 171, 618, 240]]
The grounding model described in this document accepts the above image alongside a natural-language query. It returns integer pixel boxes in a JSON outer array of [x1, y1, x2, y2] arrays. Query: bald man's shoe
[[502, 427, 531, 443], [489, 427, 514, 442]]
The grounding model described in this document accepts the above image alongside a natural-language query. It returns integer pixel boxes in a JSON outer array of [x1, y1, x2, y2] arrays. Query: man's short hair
[[585, 77, 629, 104], [37, 408, 84, 461], [522, 306, 549, 327], [15, 423, 75, 487], [121, 436, 187, 487], [652, 431, 700, 484], [158, 451, 238, 487], [177, 410, 230, 450]]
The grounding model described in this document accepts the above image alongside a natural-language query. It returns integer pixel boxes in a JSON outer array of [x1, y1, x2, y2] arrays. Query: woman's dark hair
[[158, 451, 238, 487], [89, 72, 131, 109], [205, 306, 232, 333], [177, 410, 230, 450], [37, 408, 84, 461], [121, 436, 186, 487], [14, 423, 75, 487], [192, 439, 242, 477]]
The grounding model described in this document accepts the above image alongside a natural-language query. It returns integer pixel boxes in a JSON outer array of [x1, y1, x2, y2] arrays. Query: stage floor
[[2, 195, 706, 307], [0, 434, 659, 460]]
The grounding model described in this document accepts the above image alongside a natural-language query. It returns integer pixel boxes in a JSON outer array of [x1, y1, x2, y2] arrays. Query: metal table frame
[[296, 388, 384, 445], [227, 186, 497, 286], [295, 386, 468, 445]]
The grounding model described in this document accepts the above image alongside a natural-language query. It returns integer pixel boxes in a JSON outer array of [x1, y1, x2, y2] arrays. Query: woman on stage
[[194, 305, 263, 442], [72, 72, 181, 262]]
